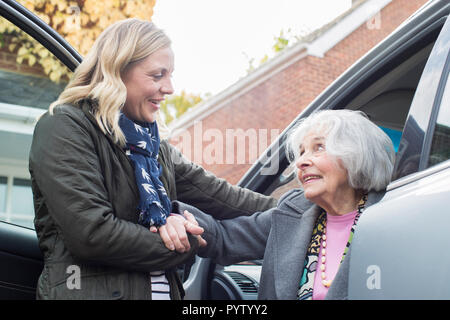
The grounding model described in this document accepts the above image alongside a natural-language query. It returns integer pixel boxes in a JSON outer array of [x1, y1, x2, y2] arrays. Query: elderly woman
[[29, 19, 275, 300], [169, 109, 395, 300]]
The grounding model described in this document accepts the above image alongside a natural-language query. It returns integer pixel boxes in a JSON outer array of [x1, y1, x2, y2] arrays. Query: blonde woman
[[29, 19, 276, 300]]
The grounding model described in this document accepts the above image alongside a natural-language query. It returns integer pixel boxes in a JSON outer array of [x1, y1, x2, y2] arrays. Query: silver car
[[0, 0, 448, 300]]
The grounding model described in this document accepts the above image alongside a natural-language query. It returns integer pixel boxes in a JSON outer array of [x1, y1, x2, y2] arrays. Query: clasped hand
[[150, 210, 207, 253]]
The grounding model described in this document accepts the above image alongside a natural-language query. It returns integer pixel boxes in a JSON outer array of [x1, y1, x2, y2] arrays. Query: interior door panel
[[0, 222, 43, 299]]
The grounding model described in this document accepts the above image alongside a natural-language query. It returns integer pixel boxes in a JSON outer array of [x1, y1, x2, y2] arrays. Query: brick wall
[[171, 0, 428, 185]]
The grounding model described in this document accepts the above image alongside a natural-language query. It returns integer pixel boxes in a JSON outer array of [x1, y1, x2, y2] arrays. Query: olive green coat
[[29, 100, 276, 300]]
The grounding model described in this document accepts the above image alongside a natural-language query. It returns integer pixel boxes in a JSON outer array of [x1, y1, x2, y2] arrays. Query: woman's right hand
[[150, 211, 207, 252]]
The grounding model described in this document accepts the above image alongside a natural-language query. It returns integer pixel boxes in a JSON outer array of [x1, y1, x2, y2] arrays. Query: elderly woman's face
[[296, 131, 354, 208], [121, 46, 174, 123]]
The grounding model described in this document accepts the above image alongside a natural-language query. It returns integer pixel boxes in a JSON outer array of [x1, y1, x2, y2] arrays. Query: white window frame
[[0, 157, 34, 228]]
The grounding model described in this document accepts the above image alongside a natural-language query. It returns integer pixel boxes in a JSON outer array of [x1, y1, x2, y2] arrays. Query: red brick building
[[169, 0, 428, 184]]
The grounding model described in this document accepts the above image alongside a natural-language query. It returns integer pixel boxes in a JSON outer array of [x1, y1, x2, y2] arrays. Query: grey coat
[[175, 188, 385, 300]]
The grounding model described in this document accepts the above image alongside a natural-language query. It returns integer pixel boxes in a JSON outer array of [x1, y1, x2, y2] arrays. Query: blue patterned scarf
[[119, 114, 171, 227]]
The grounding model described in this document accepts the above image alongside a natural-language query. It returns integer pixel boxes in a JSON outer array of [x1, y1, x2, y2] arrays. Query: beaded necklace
[[319, 194, 367, 288]]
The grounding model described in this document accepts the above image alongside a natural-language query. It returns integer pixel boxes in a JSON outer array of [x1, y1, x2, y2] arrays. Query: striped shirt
[[150, 271, 170, 300]]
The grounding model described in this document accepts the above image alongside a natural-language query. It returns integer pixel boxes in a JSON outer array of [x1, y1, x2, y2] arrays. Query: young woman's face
[[121, 46, 174, 123], [295, 131, 354, 208]]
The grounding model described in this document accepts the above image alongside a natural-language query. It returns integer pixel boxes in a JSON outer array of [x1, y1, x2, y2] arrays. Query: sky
[[152, 0, 352, 97]]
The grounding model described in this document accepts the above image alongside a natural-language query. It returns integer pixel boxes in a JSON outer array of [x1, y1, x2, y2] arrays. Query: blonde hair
[[50, 18, 171, 145]]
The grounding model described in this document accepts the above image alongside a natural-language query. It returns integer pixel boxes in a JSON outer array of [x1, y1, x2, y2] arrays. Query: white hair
[[286, 109, 395, 192]]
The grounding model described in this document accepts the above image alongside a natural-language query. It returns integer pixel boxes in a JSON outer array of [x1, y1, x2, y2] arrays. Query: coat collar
[[272, 201, 320, 299], [79, 99, 140, 200]]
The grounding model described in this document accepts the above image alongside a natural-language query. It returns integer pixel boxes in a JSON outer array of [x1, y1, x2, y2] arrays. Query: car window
[[427, 69, 450, 168], [0, 17, 72, 229], [379, 126, 402, 152], [270, 165, 297, 199]]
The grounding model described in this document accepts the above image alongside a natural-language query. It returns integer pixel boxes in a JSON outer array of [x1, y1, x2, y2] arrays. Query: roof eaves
[[306, 0, 392, 57], [168, 42, 309, 137], [0, 102, 45, 135]]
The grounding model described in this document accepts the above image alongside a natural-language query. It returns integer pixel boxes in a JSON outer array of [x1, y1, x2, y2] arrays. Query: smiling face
[[296, 131, 357, 215], [121, 46, 174, 123]]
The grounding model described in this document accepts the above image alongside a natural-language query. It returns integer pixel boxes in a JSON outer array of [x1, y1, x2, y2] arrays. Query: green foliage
[[160, 91, 206, 124], [245, 28, 300, 74], [272, 29, 291, 52], [0, 0, 156, 83]]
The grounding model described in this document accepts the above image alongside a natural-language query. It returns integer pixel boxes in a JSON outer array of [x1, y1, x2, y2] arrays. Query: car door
[[348, 11, 450, 300], [0, 0, 80, 299]]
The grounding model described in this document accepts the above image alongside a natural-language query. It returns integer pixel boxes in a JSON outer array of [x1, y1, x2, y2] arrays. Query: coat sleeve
[[166, 142, 278, 219], [29, 111, 198, 272]]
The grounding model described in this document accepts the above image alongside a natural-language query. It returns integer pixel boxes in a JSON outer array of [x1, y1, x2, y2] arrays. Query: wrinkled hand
[[150, 211, 207, 252], [183, 210, 207, 248]]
